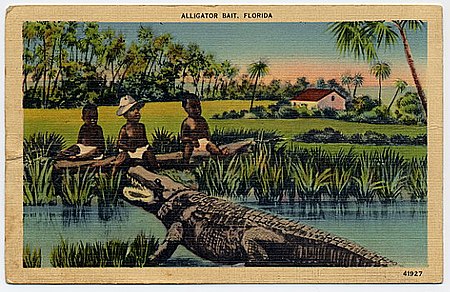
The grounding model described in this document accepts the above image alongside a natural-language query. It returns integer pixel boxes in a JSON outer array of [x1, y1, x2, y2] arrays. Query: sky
[[102, 22, 428, 87]]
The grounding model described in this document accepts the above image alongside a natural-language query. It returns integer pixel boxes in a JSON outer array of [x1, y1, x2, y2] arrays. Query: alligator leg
[[148, 222, 183, 265], [242, 227, 285, 265]]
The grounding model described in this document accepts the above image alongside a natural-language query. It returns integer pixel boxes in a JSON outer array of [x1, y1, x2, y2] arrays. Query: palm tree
[[248, 60, 269, 110], [370, 61, 391, 105], [387, 79, 408, 111], [352, 73, 364, 98], [328, 21, 427, 114], [340, 74, 353, 97]]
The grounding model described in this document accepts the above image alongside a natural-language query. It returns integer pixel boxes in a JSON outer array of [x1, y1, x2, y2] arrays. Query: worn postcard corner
[[4, 5, 443, 284]]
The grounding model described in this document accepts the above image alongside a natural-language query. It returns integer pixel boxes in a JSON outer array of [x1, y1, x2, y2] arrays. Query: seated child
[[181, 93, 227, 163], [57, 103, 105, 160], [113, 95, 159, 171]]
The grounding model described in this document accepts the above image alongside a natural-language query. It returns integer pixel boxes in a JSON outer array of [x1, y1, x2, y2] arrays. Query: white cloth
[[76, 144, 103, 160], [193, 138, 209, 153], [120, 145, 149, 159]]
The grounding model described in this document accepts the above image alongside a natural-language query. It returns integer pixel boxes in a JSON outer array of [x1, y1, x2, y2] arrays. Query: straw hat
[[116, 95, 144, 116]]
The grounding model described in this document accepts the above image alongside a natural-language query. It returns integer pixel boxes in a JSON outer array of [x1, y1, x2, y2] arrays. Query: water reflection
[[244, 200, 427, 221]]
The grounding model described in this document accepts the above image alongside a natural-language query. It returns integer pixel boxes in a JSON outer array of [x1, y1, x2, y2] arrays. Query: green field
[[24, 100, 427, 158]]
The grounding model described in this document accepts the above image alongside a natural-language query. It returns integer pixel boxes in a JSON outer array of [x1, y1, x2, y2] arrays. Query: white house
[[290, 88, 346, 110]]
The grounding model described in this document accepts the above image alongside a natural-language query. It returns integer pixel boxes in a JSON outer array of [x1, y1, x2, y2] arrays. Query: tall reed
[[50, 233, 159, 268], [408, 157, 427, 201], [352, 152, 383, 203], [375, 149, 408, 203], [195, 156, 243, 199], [96, 169, 123, 207], [23, 244, 41, 268], [23, 157, 56, 206], [60, 167, 96, 207]]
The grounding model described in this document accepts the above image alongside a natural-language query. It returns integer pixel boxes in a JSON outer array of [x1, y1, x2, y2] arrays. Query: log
[[54, 139, 255, 170]]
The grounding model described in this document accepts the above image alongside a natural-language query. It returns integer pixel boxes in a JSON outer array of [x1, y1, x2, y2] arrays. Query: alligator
[[123, 166, 397, 267]]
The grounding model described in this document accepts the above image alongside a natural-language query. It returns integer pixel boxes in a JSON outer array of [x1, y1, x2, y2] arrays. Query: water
[[23, 200, 427, 267]]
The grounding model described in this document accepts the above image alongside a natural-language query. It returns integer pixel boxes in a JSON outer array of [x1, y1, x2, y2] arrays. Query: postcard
[[4, 5, 443, 284]]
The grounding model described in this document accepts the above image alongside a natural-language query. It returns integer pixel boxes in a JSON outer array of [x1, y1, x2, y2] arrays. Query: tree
[[370, 61, 391, 104], [248, 60, 269, 110], [352, 73, 364, 98], [387, 79, 408, 111], [328, 21, 427, 114], [341, 74, 353, 96]]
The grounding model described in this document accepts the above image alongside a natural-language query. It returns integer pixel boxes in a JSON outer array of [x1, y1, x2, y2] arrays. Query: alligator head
[[123, 166, 187, 213]]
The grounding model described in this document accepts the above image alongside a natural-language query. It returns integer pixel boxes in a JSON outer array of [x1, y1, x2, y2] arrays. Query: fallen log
[[54, 139, 254, 170]]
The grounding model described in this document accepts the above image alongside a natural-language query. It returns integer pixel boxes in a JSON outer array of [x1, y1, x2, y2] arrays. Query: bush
[[361, 131, 389, 145], [24, 132, 66, 162], [390, 134, 413, 145], [353, 95, 378, 113], [250, 106, 270, 119], [275, 106, 300, 119], [395, 92, 426, 125], [293, 127, 426, 146], [322, 107, 337, 118], [211, 128, 282, 145], [293, 128, 345, 143], [151, 127, 181, 154]]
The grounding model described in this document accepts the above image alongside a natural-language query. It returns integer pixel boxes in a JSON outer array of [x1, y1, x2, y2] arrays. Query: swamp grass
[[195, 144, 428, 205], [49, 232, 159, 267], [23, 244, 41, 268]]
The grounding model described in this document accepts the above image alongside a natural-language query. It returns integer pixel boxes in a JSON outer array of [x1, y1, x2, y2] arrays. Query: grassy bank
[[25, 101, 427, 146]]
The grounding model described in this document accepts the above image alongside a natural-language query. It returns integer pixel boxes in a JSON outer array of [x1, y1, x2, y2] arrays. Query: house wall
[[317, 93, 346, 110]]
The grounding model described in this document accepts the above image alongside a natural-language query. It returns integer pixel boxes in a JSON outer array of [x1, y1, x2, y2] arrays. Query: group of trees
[[22, 21, 244, 108], [23, 20, 426, 119]]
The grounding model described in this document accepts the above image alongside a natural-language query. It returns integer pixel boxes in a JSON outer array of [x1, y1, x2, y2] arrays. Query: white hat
[[116, 95, 144, 116]]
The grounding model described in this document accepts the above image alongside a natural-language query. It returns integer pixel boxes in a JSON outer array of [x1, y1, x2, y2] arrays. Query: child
[[113, 95, 159, 171], [181, 93, 226, 163], [57, 103, 105, 160]]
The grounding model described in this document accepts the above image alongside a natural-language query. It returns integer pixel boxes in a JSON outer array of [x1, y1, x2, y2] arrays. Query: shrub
[[24, 132, 66, 161], [151, 127, 181, 154], [322, 107, 337, 118], [361, 131, 389, 145], [275, 106, 300, 119], [250, 106, 270, 119], [293, 128, 345, 144], [211, 128, 282, 145], [413, 134, 427, 145], [390, 134, 412, 145]]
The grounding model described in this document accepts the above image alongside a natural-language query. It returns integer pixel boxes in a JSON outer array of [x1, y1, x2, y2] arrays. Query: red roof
[[291, 89, 337, 102]]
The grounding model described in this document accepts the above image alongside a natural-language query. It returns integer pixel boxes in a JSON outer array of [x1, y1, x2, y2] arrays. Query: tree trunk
[[378, 78, 382, 105], [352, 85, 358, 99], [394, 23, 427, 115], [387, 88, 400, 111], [250, 75, 259, 110]]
